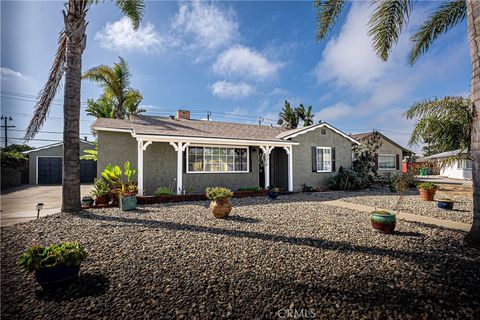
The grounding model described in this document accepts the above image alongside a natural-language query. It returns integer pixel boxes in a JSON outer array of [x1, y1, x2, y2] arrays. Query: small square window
[[321, 128, 327, 135]]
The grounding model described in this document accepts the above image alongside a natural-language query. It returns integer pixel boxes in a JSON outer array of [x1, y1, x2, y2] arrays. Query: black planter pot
[[35, 265, 80, 287], [268, 191, 278, 200], [437, 200, 454, 210]]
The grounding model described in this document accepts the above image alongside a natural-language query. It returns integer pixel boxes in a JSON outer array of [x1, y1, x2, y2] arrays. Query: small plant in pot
[[437, 198, 455, 210], [268, 187, 280, 199], [206, 187, 233, 218], [118, 161, 138, 211], [18, 242, 88, 287], [417, 182, 438, 201], [91, 178, 110, 205]]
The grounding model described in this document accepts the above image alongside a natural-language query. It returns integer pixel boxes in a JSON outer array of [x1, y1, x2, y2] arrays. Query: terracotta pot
[[94, 194, 110, 205], [419, 188, 436, 201], [209, 198, 232, 218]]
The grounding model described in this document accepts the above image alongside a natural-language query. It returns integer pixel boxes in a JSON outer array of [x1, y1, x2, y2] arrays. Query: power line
[[7, 128, 95, 135]]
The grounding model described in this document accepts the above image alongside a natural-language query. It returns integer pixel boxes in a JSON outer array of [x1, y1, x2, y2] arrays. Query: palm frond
[[368, 0, 414, 61], [408, 0, 466, 64], [114, 0, 144, 29], [25, 32, 66, 140], [314, 0, 346, 41]]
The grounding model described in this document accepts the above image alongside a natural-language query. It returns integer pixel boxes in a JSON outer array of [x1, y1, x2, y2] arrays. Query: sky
[[0, 0, 472, 153]]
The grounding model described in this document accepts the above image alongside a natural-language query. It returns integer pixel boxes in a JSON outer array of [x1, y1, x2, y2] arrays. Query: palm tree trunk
[[62, 0, 87, 213], [465, 0, 480, 246]]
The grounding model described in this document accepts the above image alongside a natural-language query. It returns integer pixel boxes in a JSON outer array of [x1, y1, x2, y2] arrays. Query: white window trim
[[316, 147, 332, 173], [186, 145, 250, 174], [378, 154, 397, 171]]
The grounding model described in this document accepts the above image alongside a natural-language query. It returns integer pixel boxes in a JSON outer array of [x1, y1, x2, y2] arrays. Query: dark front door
[[38, 157, 62, 184], [80, 160, 97, 183]]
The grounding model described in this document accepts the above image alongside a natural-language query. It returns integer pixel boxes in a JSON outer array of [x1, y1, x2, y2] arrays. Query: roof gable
[[352, 131, 412, 153], [278, 123, 360, 144]]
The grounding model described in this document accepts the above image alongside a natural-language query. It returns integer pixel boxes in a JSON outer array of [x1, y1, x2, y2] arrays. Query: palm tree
[[85, 94, 115, 118], [315, 0, 480, 246], [83, 57, 145, 119], [403, 96, 472, 153], [277, 100, 300, 129], [25, 0, 144, 213], [297, 104, 315, 126]]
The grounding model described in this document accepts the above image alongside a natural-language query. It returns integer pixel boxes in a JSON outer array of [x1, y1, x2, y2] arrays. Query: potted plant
[[119, 161, 138, 211], [436, 198, 455, 210], [417, 182, 438, 201], [18, 242, 88, 287], [91, 178, 110, 205], [81, 196, 94, 207], [370, 210, 396, 234], [206, 187, 233, 218], [101, 163, 122, 205], [268, 187, 280, 199]]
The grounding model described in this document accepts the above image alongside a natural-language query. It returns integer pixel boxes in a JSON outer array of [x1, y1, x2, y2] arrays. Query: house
[[351, 131, 412, 174], [23, 140, 97, 184], [93, 110, 360, 195], [419, 150, 472, 180]]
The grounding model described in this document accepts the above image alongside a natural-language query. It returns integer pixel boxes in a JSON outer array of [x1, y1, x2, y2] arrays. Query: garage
[[24, 140, 97, 185]]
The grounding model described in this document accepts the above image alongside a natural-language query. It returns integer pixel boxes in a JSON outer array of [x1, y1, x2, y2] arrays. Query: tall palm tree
[[25, 0, 144, 213], [297, 104, 315, 126], [277, 100, 300, 129], [85, 94, 115, 118], [403, 96, 472, 153], [83, 57, 144, 119], [315, 0, 480, 246]]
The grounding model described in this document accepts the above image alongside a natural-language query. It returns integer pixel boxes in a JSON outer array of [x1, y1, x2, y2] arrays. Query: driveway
[[1, 184, 93, 226]]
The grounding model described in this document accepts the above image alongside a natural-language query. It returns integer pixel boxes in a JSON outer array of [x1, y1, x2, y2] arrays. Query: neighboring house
[[23, 140, 97, 185], [93, 110, 359, 195], [351, 131, 412, 175], [419, 150, 472, 180]]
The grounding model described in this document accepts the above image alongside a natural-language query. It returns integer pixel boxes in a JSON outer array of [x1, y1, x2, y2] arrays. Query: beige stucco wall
[[374, 137, 402, 175], [289, 127, 353, 191], [28, 141, 93, 184]]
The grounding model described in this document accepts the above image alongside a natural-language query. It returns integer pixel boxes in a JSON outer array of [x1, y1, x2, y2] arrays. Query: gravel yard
[[2, 196, 480, 319]]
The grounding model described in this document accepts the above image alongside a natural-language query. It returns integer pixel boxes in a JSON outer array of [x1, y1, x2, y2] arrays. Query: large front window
[[378, 154, 396, 170], [458, 159, 472, 170], [187, 146, 249, 173], [317, 147, 331, 172]]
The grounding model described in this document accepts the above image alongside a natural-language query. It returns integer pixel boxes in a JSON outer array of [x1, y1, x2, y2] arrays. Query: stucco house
[[419, 150, 472, 180], [93, 110, 360, 195], [351, 131, 412, 175]]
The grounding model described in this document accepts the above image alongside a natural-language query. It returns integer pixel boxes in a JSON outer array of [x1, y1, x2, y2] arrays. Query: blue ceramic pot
[[35, 265, 80, 287], [437, 200, 454, 210], [120, 195, 137, 211], [268, 191, 278, 200]]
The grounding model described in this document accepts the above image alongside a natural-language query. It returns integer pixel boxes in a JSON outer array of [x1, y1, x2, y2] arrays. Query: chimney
[[176, 109, 190, 120]]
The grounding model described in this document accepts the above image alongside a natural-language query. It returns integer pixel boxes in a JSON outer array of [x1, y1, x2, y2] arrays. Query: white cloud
[[95, 17, 163, 52], [172, 1, 239, 51], [210, 80, 255, 99], [1, 67, 25, 81], [213, 45, 284, 81], [316, 103, 354, 122]]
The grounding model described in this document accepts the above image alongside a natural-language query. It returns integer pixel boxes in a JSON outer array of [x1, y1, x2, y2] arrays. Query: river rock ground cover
[[2, 195, 479, 319]]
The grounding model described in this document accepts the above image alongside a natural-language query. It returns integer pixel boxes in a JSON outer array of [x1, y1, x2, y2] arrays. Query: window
[[378, 154, 396, 170], [187, 146, 248, 173], [317, 147, 331, 172], [320, 128, 327, 135], [457, 159, 472, 170]]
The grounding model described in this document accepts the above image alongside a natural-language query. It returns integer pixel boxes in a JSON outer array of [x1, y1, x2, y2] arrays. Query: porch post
[[260, 146, 274, 189], [283, 146, 293, 192], [170, 142, 190, 195], [137, 139, 152, 196]]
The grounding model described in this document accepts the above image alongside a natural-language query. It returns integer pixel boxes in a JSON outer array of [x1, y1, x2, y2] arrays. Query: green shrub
[[205, 187, 233, 200], [417, 182, 438, 190], [91, 178, 110, 197], [329, 167, 365, 190], [269, 187, 280, 193], [154, 186, 175, 196], [18, 242, 88, 273]]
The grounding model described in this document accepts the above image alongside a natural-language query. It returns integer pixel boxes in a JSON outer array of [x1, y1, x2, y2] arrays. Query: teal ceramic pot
[[120, 195, 137, 211], [370, 212, 396, 234], [81, 196, 94, 207]]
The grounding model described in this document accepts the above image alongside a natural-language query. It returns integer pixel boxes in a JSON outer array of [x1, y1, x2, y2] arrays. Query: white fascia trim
[[281, 123, 360, 145], [23, 140, 94, 154], [131, 132, 298, 147], [94, 127, 132, 133]]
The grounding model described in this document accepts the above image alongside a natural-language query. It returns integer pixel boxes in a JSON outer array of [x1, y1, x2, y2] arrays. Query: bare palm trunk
[[465, 0, 480, 246], [62, 1, 87, 213]]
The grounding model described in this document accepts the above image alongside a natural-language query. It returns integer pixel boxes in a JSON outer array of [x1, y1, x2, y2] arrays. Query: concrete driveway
[[1, 184, 93, 226]]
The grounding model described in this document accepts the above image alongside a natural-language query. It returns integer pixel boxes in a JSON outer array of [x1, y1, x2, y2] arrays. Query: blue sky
[[0, 1, 472, 152]]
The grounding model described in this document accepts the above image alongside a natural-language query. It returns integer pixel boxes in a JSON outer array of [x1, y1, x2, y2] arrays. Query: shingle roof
[[351, 131, 412, 153], [94, 115, 288, 142]]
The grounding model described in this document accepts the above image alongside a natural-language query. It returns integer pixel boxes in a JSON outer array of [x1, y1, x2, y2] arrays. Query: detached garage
[[24, 140, 97, 185]]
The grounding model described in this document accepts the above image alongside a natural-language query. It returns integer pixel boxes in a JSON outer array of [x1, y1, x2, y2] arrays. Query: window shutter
[[374, 154, 378, 169], [249, 147, 253, 173], [183, 151, 187, 173], [331, 147, 336, 172], [311, 147, 317, 172], [396, 154, 400, 170]]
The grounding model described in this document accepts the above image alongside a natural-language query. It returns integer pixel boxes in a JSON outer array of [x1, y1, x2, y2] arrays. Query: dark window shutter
[[249, 147, 253, 172], [374, 154, 378, 169], [331, 147, 336, 172], [183, 151, 187, 173], [396, 154, 400, 170], [311, 147, 317, 172]]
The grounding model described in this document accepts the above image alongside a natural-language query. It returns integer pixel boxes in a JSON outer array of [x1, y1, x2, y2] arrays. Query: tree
[[277, 100, 300, 129], [296, 104, 315, 126], [83, 57, 145, 119], [315, 0, 480, 246], [25, 0, 144, 213], [80, 141, 98, 161], [403, 97, 472, 154]]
